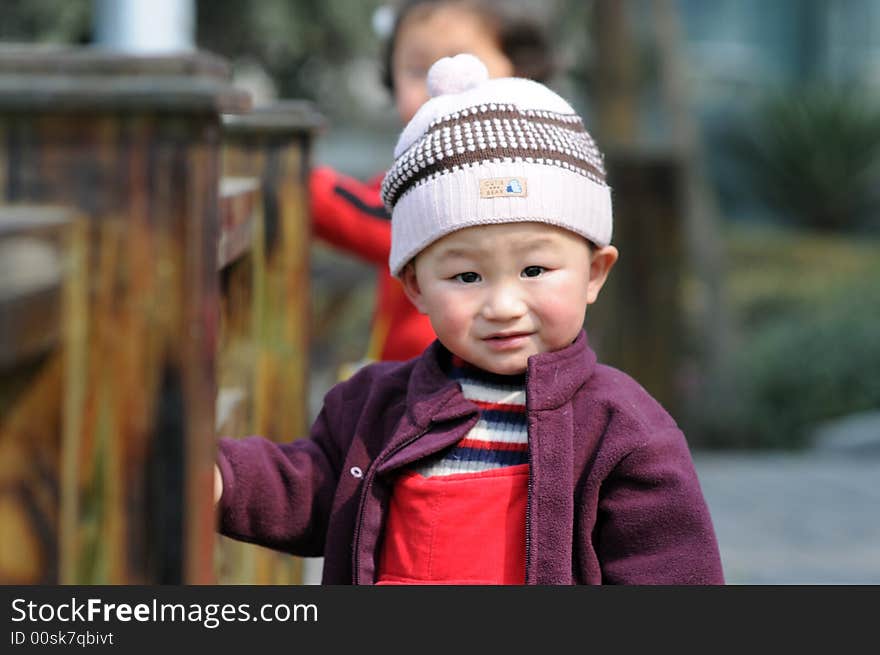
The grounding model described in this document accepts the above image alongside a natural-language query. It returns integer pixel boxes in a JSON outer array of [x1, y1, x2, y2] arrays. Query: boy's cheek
[[538, 299, 590, 338], [547, 279, 593, 311], [429, 307, 472, 342], [431, 308, 466, 331]]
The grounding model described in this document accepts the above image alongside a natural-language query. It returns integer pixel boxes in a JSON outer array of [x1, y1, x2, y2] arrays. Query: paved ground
[[692, 450, 880, 585]]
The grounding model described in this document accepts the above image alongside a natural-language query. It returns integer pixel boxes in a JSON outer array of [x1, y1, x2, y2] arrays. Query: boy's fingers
[[214, 464, 223, 504]]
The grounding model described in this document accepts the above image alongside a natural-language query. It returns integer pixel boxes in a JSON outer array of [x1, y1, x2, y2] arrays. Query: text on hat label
[[480, 177, 528, 199]]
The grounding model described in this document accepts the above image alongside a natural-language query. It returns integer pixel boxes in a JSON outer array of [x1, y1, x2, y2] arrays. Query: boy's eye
[[522, 266, 546, 278], [454, 272, 481, 283]]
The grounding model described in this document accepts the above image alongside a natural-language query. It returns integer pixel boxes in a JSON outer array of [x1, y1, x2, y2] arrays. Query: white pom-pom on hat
[[426, 54, 489, 97]]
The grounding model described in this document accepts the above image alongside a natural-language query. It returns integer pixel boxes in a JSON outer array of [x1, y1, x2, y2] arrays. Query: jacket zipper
[[351, 425, 431, 585], [524, 366, 532, 583]]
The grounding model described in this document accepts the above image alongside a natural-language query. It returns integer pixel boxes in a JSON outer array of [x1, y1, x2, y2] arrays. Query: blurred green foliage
[[0, 0, 91, 44], [196, 0, 383, 102], [693, 224, 880, 449], [0, 0, 387, 119], [726, 86, 880, 233]]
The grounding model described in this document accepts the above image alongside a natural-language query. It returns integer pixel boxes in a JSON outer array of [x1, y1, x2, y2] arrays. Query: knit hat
[[382, 53, 612, 277]]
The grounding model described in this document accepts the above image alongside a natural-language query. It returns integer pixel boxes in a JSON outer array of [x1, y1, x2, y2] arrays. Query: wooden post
[[217, 102, 323, 584], [0, 47, 250, 584]]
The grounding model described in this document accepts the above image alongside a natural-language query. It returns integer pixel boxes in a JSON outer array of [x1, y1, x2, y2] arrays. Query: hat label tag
[[480, 177, 527, 198]]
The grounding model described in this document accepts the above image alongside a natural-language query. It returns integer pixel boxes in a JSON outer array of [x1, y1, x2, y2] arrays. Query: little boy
[[216, 54, 724, 585]]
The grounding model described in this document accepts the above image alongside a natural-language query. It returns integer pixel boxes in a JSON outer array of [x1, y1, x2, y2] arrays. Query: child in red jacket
[[310, 0, 554, 362]]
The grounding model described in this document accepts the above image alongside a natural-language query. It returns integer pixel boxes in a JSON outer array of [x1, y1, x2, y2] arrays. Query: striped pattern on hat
[[412, 355, 528, 478], [382, 103, 606, 211]]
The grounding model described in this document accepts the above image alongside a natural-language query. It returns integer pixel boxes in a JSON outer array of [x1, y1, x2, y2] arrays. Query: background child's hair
[[380, 0, 555, 94]]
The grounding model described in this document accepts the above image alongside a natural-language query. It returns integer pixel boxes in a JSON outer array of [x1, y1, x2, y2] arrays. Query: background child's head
[[381, 54, 616, 373], [381, 0, 554, 124]]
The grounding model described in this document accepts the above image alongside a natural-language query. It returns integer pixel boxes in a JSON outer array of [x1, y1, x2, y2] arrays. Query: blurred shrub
[[692, 224, 880, 450], [696, 292, 880, 449], [724, 223, 880, 332], [196, 0, 383, 105], [0, 0, 90, 43], [726, 86, 880, 232]]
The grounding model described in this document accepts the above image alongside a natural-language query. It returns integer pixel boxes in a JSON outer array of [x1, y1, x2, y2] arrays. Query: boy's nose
[[481, 282, 527, 321]]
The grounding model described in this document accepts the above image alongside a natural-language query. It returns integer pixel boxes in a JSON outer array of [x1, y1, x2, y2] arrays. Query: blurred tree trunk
[[591, 0, 638, 145], [651, 0, 731, 414], [586, 0, 729, 428], [586, 0, 687, 419]]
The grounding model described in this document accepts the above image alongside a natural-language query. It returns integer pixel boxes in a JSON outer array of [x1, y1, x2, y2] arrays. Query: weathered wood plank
[[0, 46, 250, 113], [217, 177, 260, 270], [0, 205, 85, 585], [0, 208, 71, 369]]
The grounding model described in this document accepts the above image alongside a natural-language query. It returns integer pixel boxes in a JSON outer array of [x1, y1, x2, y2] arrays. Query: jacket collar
[[406, 329, 597, 425], [526, 330, 596, 411], [405, 340, 473, 428]]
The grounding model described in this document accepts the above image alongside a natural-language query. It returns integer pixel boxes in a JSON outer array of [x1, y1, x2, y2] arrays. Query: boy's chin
[[472, 355, 529, 376], [492, 365, 528, 376]]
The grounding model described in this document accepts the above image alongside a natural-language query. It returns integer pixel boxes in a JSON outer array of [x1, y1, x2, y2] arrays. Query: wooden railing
[[0, 47, 321, 584], [215, 104, 323, 584]]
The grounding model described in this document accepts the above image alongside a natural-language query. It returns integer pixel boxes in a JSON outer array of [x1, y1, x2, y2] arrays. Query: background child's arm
[[309, 166, 392, 267], [594, 428, 725, 584]]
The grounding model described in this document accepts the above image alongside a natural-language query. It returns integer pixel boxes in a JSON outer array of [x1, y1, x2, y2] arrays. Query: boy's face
[[401, 222, 618, 375], [392, 4, 514, 124]]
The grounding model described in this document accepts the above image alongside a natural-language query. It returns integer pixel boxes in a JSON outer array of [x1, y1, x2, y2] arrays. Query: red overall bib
[[377, 463, 528, 585]]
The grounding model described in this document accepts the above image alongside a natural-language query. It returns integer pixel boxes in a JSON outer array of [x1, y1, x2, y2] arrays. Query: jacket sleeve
[[216, 401, 343, 557], [595, 429, 725, 584], [309, 165, 392, 267]]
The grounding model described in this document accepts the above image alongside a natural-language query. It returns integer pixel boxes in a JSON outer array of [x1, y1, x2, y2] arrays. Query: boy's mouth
[[483, 331, 533, 350]]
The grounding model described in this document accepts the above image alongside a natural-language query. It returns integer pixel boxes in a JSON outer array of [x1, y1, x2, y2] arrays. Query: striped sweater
[[413, 356, 528, 478]]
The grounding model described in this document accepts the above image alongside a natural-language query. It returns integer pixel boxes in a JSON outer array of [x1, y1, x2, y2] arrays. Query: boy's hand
[[214, 464, 223, 505]]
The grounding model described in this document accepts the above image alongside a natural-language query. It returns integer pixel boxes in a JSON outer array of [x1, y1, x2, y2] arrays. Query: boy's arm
[[215, 404, 342, 557], [309, 166, 392, 267], [595, 429, 725, 584]]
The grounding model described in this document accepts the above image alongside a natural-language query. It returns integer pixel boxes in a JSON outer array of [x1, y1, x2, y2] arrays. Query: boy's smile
[[402, 222, 617, 375]]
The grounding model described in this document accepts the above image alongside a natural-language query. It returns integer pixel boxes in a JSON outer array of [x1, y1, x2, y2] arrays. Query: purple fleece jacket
[[217, 331, 724, 584]]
